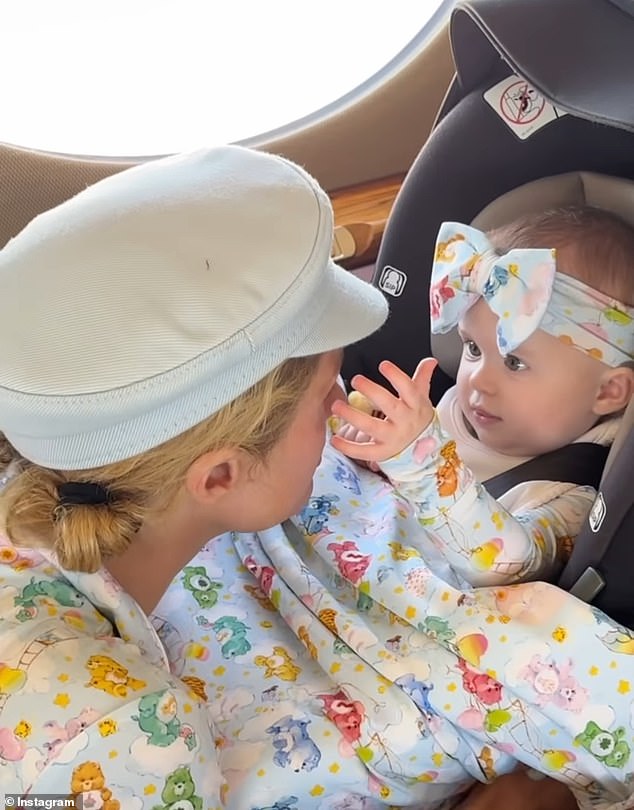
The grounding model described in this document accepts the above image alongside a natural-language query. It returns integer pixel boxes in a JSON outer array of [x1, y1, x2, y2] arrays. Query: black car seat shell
[[343, 0, 634, 398], [342, 0, 634, 623]]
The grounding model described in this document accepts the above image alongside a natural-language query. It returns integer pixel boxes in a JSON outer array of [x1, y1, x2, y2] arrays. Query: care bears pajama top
[[0, 411, 631, 810]]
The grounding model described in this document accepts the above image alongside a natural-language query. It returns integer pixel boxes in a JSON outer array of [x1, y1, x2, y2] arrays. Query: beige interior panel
[[0, 148, 132, 250], [0, 22, 452, 249]]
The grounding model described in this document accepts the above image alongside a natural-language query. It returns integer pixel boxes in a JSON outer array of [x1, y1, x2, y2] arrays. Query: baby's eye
[[463, 340, 481, 359], [504, 354, 527, 372]]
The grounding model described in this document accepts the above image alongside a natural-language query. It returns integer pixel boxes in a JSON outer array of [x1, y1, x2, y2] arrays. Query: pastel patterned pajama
[[0, 424, 631, 809]]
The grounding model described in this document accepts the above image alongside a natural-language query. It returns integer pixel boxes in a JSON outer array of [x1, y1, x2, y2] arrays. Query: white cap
[[0, 145, 388, 469]]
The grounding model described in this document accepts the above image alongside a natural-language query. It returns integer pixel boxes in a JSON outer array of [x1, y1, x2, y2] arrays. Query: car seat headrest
[[431, 170, 634, 380], [448, 0, 634, 132]]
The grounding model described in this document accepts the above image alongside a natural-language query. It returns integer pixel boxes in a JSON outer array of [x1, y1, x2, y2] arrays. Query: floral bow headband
[[430, 222, 634, 367]]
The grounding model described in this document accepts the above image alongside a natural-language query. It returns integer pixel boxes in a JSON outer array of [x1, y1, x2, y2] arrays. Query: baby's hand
[[331, 391, 376, 443], [331, 392, 381, 471], [331, 358, 437, 463]]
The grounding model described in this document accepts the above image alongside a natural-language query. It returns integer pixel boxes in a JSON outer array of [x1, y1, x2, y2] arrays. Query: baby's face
[[455, 299, 607, 457]]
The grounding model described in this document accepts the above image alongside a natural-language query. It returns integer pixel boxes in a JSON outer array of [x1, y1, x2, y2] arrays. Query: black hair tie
[[57, 482, 114, 507]]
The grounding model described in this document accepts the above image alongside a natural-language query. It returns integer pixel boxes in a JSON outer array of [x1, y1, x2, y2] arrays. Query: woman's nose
[[331, 379, 348, 405]]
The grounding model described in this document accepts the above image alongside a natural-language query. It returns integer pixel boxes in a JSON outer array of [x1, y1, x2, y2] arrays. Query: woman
[[0, 145, 598, 809]]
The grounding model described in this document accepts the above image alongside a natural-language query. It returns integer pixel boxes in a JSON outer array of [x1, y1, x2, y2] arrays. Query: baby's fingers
[[377, 358, 437, 408], [346, 374, 399, 418], [411, 357, 438, 396]]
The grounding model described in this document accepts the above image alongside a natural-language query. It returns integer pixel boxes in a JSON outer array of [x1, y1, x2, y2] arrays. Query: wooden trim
[[331, 174, 403, 269]]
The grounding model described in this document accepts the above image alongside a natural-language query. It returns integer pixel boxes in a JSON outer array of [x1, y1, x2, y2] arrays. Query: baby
[[331, 205, 634, 588]]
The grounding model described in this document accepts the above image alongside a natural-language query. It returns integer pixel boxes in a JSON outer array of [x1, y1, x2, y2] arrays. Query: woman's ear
[[593, 365, 634, 416], [184, 448, 248, 506]]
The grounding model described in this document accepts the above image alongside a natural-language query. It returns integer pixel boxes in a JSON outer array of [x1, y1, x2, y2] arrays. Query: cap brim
[[3, 261, 389, 470], [452, 0, 634, 131], [291, 260, 388, 357]]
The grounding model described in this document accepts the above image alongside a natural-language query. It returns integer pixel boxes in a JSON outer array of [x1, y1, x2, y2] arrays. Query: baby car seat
[[343, 0, 634, 626]]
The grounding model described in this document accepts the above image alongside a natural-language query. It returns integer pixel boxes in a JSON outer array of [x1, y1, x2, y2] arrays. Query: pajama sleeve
[[379, 413, 597, 586]]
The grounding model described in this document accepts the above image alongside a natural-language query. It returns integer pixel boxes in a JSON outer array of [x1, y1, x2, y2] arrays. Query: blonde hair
[[488, 205, 634, 305], [0, 354, 320, 574]]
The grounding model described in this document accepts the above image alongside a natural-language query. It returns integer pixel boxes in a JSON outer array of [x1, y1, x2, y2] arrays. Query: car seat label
[[378, 265, 407, 297], [484, 75, 567, 140]]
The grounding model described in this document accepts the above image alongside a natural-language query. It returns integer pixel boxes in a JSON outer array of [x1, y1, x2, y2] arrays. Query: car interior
[[1, 0, 632, 632]]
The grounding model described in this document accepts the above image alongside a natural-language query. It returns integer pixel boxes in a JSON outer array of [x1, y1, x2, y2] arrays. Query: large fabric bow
[[430, 222, 556, 355]]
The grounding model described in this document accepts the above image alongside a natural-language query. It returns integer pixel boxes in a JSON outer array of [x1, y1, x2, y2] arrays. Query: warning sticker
[[484, 75, 567, 140]]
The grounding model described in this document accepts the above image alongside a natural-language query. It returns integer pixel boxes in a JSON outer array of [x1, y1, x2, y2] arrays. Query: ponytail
[[1, 466, 143, 573]]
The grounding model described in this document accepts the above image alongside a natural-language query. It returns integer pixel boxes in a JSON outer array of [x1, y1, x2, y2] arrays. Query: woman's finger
[[330, 433, 384, 462], [331, 399, 392, 440], [335, 423, 372, 444]]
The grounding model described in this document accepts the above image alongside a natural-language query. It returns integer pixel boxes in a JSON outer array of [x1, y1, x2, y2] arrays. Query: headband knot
[[430, 222, 634, 365]]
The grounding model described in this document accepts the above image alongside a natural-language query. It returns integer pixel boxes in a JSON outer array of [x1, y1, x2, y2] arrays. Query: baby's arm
[[331, 361, 593, 586], [378, 414, 595, 585]]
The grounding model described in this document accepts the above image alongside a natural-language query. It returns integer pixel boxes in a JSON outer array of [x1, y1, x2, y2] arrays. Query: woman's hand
[[330, 358, 437, 463], [454, 770, 579, 810]]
